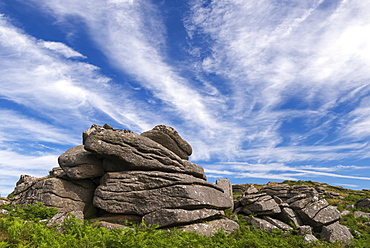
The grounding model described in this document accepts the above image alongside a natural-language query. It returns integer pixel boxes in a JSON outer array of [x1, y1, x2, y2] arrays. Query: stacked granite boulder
[[9, 124, 238, 235], [234, 183, 353, 243]]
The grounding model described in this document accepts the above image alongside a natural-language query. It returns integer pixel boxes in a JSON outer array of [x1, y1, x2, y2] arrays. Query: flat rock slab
[[241, 195, 281, 215], [263, 216, 293, 231], [143, 208, 224, 227], [176, 218, 239, 236], [11, 177, 97, 218], [58, 145, 104, 179], [354, 211, 370, 219], [94, 183, 233, 215], [96, 171, 221, 192], [83, 125, 205, 179], [245, 216, 279, 232]]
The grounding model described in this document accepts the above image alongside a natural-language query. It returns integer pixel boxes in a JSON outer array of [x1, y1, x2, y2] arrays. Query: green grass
[[0, 203, 343, 248]]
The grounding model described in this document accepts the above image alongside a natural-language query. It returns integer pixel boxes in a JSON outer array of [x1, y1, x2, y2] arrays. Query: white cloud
[[0, 15, 154, 132], [38, 41, 85, 58], [31, 0, 223, 131], [185, 0, 370, 163], [203, 161, 370, 182], [0, 109, 80, 146]]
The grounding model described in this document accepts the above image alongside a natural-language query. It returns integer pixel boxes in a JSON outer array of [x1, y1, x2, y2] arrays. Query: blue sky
[[1, 0, 370, 196]]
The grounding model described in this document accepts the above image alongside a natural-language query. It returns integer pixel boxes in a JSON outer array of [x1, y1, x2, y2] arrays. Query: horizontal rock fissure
[[38, 190, 88, 203], [96, 181, 222, 193]]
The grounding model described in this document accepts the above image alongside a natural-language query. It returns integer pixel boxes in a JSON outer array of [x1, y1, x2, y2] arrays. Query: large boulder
[[58, 145, 105, 180], [83, 125, 205, 179], [143, 208, 224, 227], [297, 198, 340, 229], [141, 125, 192, 160], [10, 177, 96, 218], [320, 222, 353, 243], [94, 171, 232, 215]]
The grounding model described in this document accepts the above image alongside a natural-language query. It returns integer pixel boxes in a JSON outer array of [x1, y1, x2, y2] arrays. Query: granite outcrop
[[9, 124, 237, 235], [233, 183, 353, 243]]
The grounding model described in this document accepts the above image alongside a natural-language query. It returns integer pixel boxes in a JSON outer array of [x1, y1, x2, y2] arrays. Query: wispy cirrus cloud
[[204, 161, 370, 183], [31, 0, 223, 131], [186, 0, 370, 163], [0, 14, 153, 132]]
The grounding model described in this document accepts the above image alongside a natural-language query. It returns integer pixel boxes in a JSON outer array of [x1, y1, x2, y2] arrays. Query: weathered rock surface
[[49, 167, 70, 179], [320, 222, 353, 243], [93, 171, 231, 216], [0, 198, 10, 206], [263, 216, 293, 231], [354, 210, 370, 219], [233, 182, 349, 243], [10, 175, 38, 197], [0, 209, 8, 214], [244, 216, 279, 232], [58, 145, 104, 180], [278, 206, 302, 227], [93, 171, 219, 193], [176, 218, 239, 236], [216, 179, 234, 209], [83, 125, 205, 179], [260, 184, 319, 201], [141, 125, 192, 160], [10, 177, 96, 218], [297, 198, 340, 229], [356, 198, 370, 209], [303, 234, 318, 243], [47, 211, 84, 227], [143, 208, 224, 227], [236, 192, 281, 215], [95, 183, 232, 215]]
